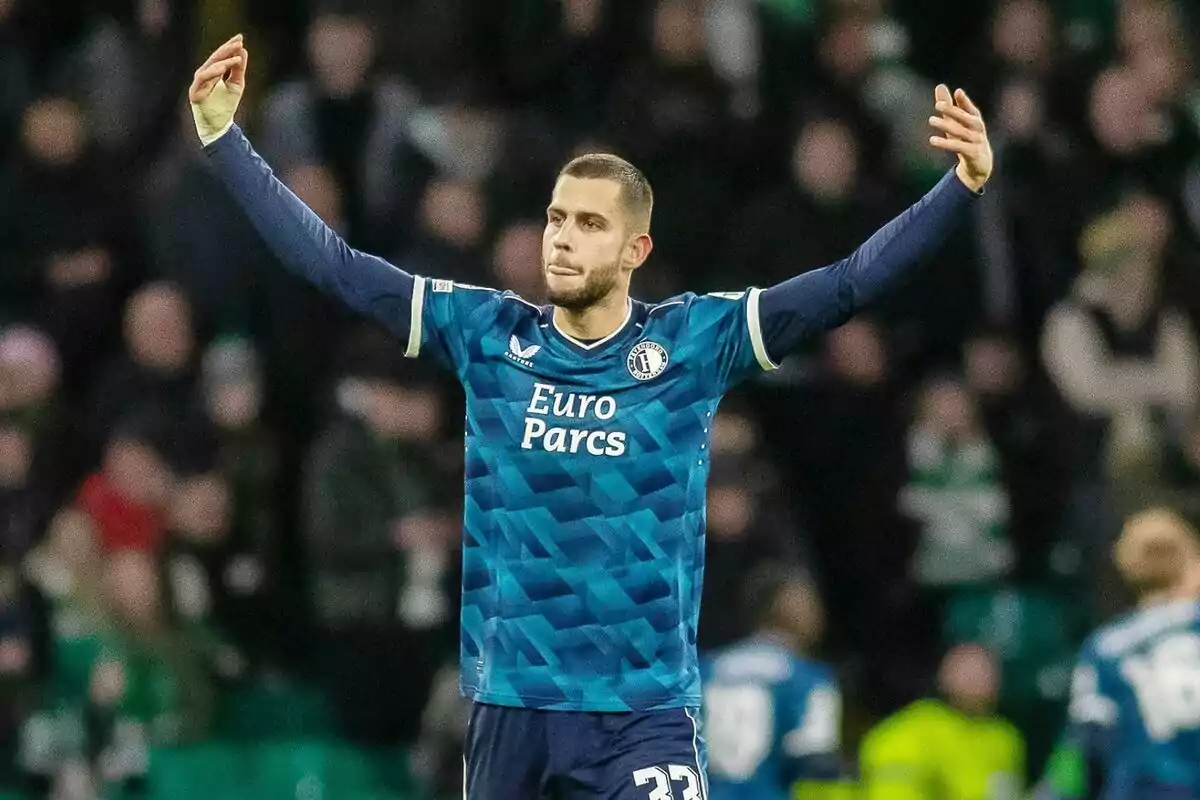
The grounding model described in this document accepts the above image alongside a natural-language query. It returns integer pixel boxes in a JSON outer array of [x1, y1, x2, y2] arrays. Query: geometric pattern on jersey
[[407, 278, 775, 711], [1068, 599, 1200, 795]]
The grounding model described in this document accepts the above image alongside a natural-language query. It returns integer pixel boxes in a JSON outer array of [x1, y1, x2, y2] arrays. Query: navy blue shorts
[[465, 702, 708, 799]]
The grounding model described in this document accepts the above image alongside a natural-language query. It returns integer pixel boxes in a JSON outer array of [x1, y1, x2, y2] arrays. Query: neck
[[554, 292, 630, 342]]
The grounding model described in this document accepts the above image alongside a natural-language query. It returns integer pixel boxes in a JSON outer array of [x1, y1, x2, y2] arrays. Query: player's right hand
[[189, 34, 248, 147]]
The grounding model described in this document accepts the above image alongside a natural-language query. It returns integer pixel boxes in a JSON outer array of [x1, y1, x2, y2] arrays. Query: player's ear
[[624, 233, 653, 271]]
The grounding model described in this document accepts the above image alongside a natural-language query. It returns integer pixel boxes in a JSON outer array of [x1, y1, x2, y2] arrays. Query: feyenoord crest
[[627, 341, 669, 381]]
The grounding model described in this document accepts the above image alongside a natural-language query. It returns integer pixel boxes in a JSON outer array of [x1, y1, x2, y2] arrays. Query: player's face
[[543, 177, 631, 310]]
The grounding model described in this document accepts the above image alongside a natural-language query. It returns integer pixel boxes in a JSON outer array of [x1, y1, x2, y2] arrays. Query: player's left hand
[[928, 83, 992, 193]]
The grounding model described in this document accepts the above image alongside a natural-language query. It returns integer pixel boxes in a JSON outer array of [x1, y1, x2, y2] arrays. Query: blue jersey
[[203, 125, 976, 713], [411, 282, 772, 710], [700, 639, 841, 799], [1067, 599, 1200, 798]]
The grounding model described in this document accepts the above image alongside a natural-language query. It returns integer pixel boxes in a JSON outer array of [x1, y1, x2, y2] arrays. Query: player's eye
[[583, 219, 601, 231]]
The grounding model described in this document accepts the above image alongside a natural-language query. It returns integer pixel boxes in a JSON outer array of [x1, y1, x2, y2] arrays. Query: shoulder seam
[[501, 293, 543, 311], [647, 299, 687, 317]]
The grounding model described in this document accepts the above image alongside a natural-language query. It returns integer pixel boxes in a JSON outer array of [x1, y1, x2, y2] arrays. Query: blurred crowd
[[0, 0, 1199, 797]]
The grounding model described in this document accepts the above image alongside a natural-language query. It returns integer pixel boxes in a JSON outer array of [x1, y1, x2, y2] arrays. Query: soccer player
[[189, 34, 993, 800], [700, 566, 846, 800], [1048, 508, 1200, 799]]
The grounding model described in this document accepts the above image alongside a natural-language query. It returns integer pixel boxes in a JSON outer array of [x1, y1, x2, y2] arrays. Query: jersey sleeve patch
[[408, 278, 504, 372], [405, 275, 428, 358], [745, 287, 780, 372]]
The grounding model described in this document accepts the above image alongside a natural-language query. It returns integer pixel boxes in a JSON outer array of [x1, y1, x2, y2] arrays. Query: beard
[[544, 256, 623, 311]]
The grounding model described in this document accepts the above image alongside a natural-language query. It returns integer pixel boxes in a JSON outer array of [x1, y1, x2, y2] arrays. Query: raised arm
[[188, 36, 415, 341], [756, 85, 993, 363]]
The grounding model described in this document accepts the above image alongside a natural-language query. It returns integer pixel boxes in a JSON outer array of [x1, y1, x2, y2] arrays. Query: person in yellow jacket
[[859, 643, 1025, 800]]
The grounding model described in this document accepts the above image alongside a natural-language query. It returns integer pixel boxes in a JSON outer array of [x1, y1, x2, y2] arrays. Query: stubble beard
[[544, 256, 623, 312]]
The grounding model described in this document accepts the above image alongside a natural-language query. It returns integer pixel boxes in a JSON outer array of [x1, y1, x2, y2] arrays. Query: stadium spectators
[[303, 330, 458, 746], [0, 0, 1198, 795]]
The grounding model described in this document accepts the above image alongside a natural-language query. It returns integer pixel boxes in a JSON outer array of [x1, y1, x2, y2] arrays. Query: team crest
[[627, 341, 669, 381]]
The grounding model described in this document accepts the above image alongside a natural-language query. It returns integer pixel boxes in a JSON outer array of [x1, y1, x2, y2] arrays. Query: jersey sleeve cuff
[[747, 287, 781, 371], [406, 276, 426, 358]]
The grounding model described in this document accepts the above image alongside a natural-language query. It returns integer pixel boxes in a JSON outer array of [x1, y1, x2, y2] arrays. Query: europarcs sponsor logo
[[519, 382, 626, 456]]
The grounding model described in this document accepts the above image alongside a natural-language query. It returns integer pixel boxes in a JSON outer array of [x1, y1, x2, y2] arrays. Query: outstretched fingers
[[928, 136, 976, 154], [189, 55, 242, 101], [954, 88, 981, 117], [928, 114, 981, 143], [226, 46, 249, 91], [935, 100, 985, 132], [189, 35, 244, 101], [198, 35, 243, 71]]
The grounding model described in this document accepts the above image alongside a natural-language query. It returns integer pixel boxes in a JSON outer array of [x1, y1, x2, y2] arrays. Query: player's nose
[[551, 227, 573, 251]]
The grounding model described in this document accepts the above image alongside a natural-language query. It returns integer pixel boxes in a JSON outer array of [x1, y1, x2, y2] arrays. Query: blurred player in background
[[188, 34, 993, 800], [1040, 508, 1200, 800], [700, 565, 849, 800]]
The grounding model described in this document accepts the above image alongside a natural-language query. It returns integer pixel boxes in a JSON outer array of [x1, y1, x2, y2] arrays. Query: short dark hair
[[558, 153, 654, 232]]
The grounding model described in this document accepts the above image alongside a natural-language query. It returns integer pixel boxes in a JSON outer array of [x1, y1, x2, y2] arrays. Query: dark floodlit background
[[0, 0, 1198, 797]]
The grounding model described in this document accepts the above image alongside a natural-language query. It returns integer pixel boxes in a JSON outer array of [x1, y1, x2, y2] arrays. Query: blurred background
[[0, 0, 1198, 797]]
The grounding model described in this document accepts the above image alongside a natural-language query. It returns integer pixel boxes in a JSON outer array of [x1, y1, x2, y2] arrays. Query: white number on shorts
[[668, 765, 702, 800], [632, 765, 703, 800]]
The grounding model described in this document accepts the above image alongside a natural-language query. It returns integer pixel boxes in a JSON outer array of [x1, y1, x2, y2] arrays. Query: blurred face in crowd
[[818, 17, 872, 84], [0, 326, 61, 410], [827, 318, 887, 386], [493, 221, 546, 301], [710, 411, 758, 456], [1098, 196, 1168, 318], [285, 164, 345, 232], [0, 635, 30, 678], [653, 0, 707, 67], [543, 176, 650, 311], [793, 119, 859, 203], [361, 382, 442, 441], [103, 436, 174, 509], [47, 509, 101, 571], [994, 80, 1044, 141], [90, 658, 126, 707], [938, 644, 999, 716], [964, 335, 1022, 397], [105, 550, 163, 631], [1117, 0, 1179, 57], [21, 97, 84, 166], [1118, 0, 1188, 102], [991, 0, 1053, 70], [707, 483, 755, 540], [1089, 68, 1162, 155], [1125, 192, 1172, 256], [208, 380, 261, 430], [0, 425, 30, 489], [170, 473, 231, 543], [421, 179, 486, 250], [774, 578, 826, 650], [307, 14, 374, 98], [918, 378, 981, 441], [563, 0, 604, 37], [124, 283, 194, 373]]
